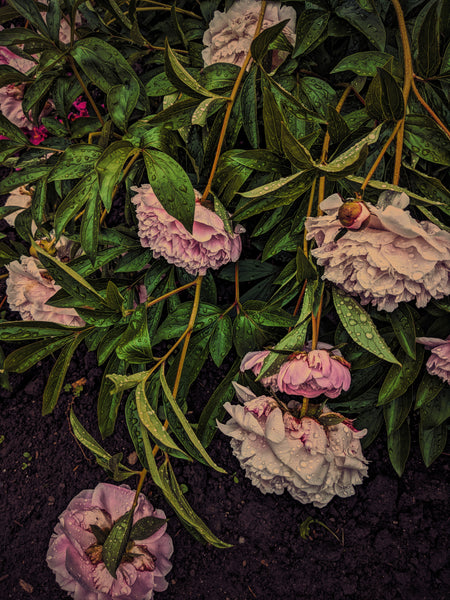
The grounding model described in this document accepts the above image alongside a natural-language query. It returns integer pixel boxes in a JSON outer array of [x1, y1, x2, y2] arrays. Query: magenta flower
[[217, 383, 368, 507], [6, 252, 85, 327], [277, 342, 351, 399], [132, 185, 243, 276], [306, 191, 450, 312], [416, 336, 450, 384], [47, 483, 173, 600], [202, 0, 296, 68]]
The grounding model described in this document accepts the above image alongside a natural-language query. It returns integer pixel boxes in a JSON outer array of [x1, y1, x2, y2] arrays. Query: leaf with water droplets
[[404, 115, 450, 166], [332, 287, 400, 365], [419, 421, 447, 467], [293, 9, 329, 57], [415, 372, 445, 409], [336, 0, 386, 51], [377, 344, 424, 406], [331, 51, 397, 77], [387, 420, 410, 476], [103, 509, 134, 578], [383, 390, 414, 435], [388, 304, 416, 359], [130, 516, 167, 541]]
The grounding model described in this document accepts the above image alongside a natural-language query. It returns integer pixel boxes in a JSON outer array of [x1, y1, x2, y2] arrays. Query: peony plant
[[0, 0, 449, 595]]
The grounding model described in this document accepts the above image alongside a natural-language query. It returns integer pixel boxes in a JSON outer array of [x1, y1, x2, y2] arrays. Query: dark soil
[[0, 345, 449, 600]]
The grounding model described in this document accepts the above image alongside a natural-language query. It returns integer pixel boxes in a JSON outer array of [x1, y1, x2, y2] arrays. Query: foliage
[[0, 0, 449, 566]]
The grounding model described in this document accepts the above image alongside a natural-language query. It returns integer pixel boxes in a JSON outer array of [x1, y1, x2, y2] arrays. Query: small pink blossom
[[277, 342, 351, 399], [2, 186, 33, 226], [217, 383, 368, 507], [6, 254, 84, 327], [47, 483, 173, 600], [306, 192, 450, 312], [132, 185, 243, 276], [240, 350, 278, 390], [202, 0, 296, 69], [416, 336, 450, 384]]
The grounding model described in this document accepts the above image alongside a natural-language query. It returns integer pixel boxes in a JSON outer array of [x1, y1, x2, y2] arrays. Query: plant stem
[[234, 262, 240, 305], [303, 178, 317, 254], [130, 468, 148, 512], [137, 0, 202, 20], [300, 397, 309, 417], [68, 57, 104, 126], [201, 1, 267, 203], [360, 119, 402, 193], [411, 78, 450, 138]]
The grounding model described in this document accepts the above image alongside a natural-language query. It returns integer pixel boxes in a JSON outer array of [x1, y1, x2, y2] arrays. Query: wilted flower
[[202, 0, 296, 68], [416, 336, 450, 384], [306, 191, 450, 312], [2, 186, 33, 226], [240, 342, 351, 398], [47, 483, 173, 600], [132, 185, 243, 276], [6, 250, 85, 327], [217, 383, 368, 508]]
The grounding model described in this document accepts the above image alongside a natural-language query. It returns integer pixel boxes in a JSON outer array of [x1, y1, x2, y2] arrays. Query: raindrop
[[365, 332, 373, 339]]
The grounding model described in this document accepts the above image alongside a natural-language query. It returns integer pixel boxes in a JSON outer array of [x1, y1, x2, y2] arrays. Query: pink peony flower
[[217, 383, 368, 507], [2, 186, 33, 226], [276, 342, 351, 398], [202, 0, 296, 68], [416, 336, 450, 384], [47, 483, 173, 600], [6, 254, 85, 327], [306, 191, 450, 312], [131, 185, 243, 276], [240, 350, 279, 390]]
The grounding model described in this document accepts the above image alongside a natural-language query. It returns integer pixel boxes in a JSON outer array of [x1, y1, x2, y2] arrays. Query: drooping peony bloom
[[2, 186, 33, 226], [6, 254, 85, 327], [306, 191, 450, 312], [217, 383, 368, 508], [241, 342, 351, 398], [132, 185, 244, 276], [202, 0, 296, 68], [416, 336, 450, 384], [276, 342, 351, 398], [47, 483, 173, 600]]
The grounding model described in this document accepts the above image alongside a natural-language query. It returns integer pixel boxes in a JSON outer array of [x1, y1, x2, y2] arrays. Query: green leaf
[[80, 189, 101, 264], [95, 142, 134, 210], [70, 409, 112, 462], [103, 510, 134, 578], [419, 388, 450, 429], [404, 115, 450, 166], [158, 459, 232, 548], [251, 20, 290, 63], [240, 67, 259, 148], [336, 0, 386, 51], [46, 0, 62, 43], [377, 345, 424, 406], [97, 356, 126, 439], [0, 321, 83, 341], [0, 165, 52, 195], [383, 390, 414, 435], [160, 368, 226, 473], [154, 302, 221, 344], [280, 122, 314, 169], [298, 77, 337, 118], [419, 421, 447, 467], [332, 51, 396, 76], [130, 516, 167, 541], [416, 1, 440, 78], [54, 171, 99, 238], [209, 315, 233, 367], [197, 358, 240, 447], [125, 390, 149, 469], [7, 0, 49, 37], [107, 371, 147, 394], [366, 68, 404, 121], [42, 331, 88, 415], [142, 149, 195, 233], [22, 73, 56, 115], [232, 312, 270, 357], [246, 301, 297, 328], [387, 304, 416, 359], [332, 287, 400, 365], [326, 104, 351, 144], [293, 9, 329, 57], [415, 371, 445, 409], [107, 80, 140, 130], [105, 281, 125, 312], [49, 145, 103, 181], [135, 379, 190, 460], [116, 305, 153, 364], [345, 175, 447, 206], [33, 244, 107, 310], [0, 111, 28, 145], [3, 335, 72, 373], [262, 219, 300, 261], [387, 420, 410, 476], [164, 40, 221, 99], [262, 86, 283, 154]]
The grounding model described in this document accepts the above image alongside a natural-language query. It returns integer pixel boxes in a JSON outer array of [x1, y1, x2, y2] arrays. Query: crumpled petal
[[417, 335, 450, 384]]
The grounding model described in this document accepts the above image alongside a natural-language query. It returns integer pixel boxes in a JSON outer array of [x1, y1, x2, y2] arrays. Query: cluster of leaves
[[0, 0, 449, 557]]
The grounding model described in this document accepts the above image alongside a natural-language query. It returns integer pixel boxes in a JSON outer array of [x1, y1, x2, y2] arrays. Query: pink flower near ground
[[202, 0, 296, 68], [217, 383, 368, 507], [306, 191, 450, 312], [47, 483, 173, 600], [240, 350, 279, 390], [2, 186, 33, 226], [416, 336, 450, 384], [276, 342, 351, 398], [6, 254, 84, 327], [132, 185, 243, 276]]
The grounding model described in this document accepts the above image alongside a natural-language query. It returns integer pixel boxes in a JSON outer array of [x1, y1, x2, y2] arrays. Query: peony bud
[[337, 200, 371, 230]]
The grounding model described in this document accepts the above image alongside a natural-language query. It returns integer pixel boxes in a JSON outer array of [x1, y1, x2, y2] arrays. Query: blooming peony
[[240, 342, 351, 398], [47, 483, 173, 600], [2, 186, 33, 226], [416, 336, 450, 384], [6, 254, 84, 326], [202, 0, 296, 68], [306, 191, 450, 312], [217, 383, 368, 507], [132, 185, 243, 276]]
